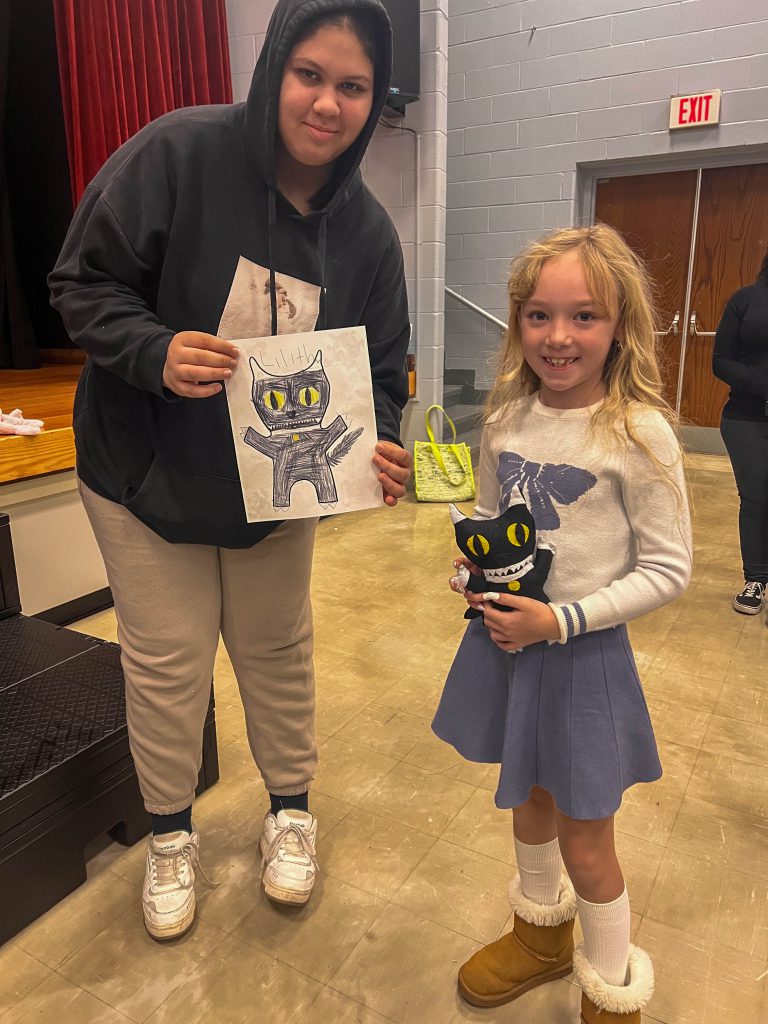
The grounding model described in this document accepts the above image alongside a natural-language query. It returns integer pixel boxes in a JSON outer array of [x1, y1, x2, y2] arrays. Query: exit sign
[[669, 90, 721, 129]]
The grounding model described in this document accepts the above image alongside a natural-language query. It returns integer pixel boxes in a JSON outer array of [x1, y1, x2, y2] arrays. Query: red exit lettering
[[678, 94, 713, 124]]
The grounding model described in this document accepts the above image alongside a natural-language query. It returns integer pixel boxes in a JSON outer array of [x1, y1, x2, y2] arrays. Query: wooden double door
[[595, 163, 768, 452]]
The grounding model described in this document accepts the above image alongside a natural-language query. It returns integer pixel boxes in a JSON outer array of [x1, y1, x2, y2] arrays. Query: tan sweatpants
[[79, 480, 317, 814]]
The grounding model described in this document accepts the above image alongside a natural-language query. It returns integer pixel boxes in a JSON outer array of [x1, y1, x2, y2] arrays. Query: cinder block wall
[[225, 0, 449, 444], [446, 0, 768, 386]]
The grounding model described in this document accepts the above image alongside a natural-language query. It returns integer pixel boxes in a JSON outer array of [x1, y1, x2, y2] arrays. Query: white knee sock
[[514, 836, 562, 905], [576, 887, 630, 986]]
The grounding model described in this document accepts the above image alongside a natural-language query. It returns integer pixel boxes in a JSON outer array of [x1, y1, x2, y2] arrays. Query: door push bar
[[689, 311, 716, 337], [654, 311, 680, 337]]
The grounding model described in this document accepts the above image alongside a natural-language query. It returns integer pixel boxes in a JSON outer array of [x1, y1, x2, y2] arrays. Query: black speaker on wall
[[380, 0, 420, 114]]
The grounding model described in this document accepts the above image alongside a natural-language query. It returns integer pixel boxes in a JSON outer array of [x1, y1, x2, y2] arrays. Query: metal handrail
[[445, 287, 508, 331]]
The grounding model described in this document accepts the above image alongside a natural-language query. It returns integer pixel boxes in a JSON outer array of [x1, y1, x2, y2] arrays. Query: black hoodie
[[49, 0, 409, 547]]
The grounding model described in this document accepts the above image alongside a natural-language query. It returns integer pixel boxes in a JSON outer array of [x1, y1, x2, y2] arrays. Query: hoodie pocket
[[122, 451, 246, 544]]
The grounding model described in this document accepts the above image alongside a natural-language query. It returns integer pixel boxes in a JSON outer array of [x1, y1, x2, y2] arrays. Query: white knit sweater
[[474, 394, 692, 643]]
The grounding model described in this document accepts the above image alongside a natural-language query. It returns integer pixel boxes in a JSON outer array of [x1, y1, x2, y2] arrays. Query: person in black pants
[[713, 250, 768, 617]]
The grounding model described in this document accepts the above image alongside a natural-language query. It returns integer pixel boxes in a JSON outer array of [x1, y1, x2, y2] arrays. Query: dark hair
[[291, 11, 378, 69], [757, 246, 768, 286]]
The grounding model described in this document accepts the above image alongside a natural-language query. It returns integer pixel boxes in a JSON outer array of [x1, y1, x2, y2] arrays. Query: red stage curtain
[[53, 0, 232, 205]]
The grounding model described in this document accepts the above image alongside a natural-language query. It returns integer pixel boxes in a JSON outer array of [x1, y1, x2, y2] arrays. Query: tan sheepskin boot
[[457, 874, 576, 1008], [573, 943, 655, 1024]]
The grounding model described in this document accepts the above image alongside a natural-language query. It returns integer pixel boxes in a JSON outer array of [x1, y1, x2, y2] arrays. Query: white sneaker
[[142, 830, 199, 940], [260, 809, 318, 905]]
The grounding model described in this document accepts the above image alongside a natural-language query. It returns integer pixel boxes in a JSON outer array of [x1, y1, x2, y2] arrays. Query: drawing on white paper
[[218, 257, 379, 521], [225, 328, 380, 522], [244, 350, 363, 508]]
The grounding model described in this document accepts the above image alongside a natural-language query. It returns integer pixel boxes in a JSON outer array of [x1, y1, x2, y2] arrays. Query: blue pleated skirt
[[431, 618, 661, 820]]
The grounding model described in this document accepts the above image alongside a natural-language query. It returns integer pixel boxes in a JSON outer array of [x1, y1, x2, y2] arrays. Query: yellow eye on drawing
[[265, 390, 286, 411], [507, 522, 530, 547], [467, 534, 490, 557], [299, 387, 320, 407]]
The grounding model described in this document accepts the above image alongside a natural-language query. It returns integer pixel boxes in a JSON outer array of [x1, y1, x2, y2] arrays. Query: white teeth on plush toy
[[483, 556, 530, 579]]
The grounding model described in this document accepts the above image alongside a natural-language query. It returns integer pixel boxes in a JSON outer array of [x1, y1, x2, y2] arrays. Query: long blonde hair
[[487, 224, 681, 477]]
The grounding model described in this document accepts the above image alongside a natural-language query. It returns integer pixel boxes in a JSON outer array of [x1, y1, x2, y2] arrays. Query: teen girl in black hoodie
[[49, 0, 411, 939]]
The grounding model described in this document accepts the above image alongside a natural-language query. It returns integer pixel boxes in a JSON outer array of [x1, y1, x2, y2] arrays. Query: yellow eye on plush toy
[[467, 534, 490, 558], [507, 522, 530, 547]]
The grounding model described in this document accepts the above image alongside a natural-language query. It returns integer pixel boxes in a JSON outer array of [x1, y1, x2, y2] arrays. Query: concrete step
[[442, 403, 482, 439], [442, 384, 463, 409], [461, 426, 483, 458]]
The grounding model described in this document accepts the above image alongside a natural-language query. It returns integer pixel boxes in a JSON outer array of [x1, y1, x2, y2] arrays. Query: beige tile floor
[[2, 454, 767, 1023]]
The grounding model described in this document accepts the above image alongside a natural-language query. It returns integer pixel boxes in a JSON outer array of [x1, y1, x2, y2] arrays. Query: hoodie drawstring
[[268, 187, 278, 336], [266, 188, 330, 334], [318, 214, 328, 331]]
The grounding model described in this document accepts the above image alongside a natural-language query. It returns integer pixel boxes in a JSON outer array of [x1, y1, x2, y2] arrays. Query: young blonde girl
[[432, 225, 691, 1023]]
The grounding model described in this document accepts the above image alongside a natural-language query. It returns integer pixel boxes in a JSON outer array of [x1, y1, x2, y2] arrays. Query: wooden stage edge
[[0, 364, 81, 485]]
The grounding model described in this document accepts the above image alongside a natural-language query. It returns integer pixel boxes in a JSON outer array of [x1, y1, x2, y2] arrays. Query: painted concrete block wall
[[447, 0, 768, 386], [225, 0, 449, 445]]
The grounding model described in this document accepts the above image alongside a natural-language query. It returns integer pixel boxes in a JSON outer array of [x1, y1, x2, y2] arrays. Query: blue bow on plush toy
[[450, 484, 554, 621]]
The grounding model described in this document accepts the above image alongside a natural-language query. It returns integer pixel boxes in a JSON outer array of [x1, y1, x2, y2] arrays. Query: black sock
[[151, 806, 193, 836], [269, 791, 309, 817]]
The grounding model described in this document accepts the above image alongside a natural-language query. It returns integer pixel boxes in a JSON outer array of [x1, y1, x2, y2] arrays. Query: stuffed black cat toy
[[450, 484, 554, 620]]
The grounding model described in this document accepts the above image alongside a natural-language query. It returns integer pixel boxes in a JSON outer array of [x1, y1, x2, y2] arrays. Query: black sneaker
[[732, 581, 765, 615]]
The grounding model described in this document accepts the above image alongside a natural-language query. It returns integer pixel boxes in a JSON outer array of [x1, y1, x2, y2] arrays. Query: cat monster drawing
[[243, 351, 362, 509], [450, 484, 554, 620]]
